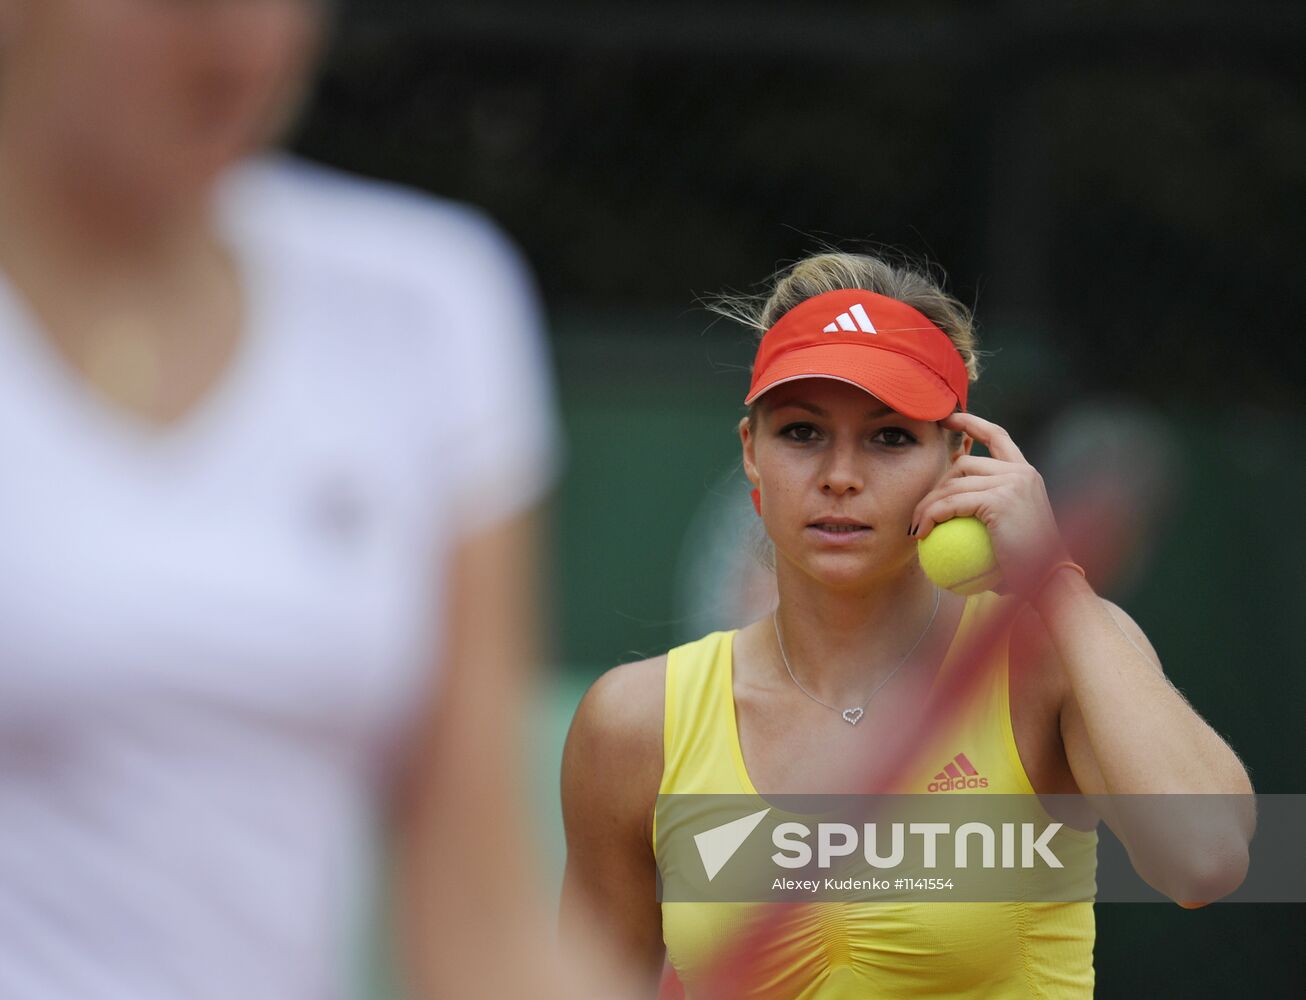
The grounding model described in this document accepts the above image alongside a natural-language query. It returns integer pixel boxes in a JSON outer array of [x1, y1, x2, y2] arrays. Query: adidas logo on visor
[[822, 302, 877, 335]]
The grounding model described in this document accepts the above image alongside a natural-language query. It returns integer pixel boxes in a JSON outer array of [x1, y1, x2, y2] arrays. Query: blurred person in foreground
[[0, 2, 621, 997]]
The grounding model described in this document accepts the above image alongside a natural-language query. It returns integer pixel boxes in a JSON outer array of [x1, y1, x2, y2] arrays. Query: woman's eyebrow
[[773, 400, 828, 417], [772, 400, 897, 419]]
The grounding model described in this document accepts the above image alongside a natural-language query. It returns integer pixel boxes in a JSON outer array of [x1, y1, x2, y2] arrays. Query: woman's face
[[0, 0, 324, 197], [741, 378, 966, 591]]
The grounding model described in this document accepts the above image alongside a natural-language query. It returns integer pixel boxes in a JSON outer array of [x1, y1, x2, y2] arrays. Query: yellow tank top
[[655, 592, 1096, 998]]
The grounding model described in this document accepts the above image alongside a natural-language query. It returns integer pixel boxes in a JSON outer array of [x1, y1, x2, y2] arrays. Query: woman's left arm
[[1035, 573, 1252, 798], [1030, 571, 1253, 905], [914, 412, 1254, 904]]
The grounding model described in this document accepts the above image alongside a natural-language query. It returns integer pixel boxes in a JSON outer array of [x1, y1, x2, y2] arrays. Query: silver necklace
[[772, 586, 941, 726]]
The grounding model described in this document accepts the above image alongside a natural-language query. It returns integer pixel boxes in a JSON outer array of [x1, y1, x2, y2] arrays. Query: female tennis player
[[560, 251, 1254, 997]]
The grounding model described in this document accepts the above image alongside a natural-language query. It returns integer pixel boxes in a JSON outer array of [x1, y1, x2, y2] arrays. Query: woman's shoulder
[[563, 655, 667, 787], [568, 630, 736, 739], [576, 654, 668, 738], [561, 655, 669, 839], [563, 630, 739, 779]]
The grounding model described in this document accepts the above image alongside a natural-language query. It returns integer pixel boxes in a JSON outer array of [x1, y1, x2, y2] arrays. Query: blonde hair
[[713, 250, 982, 384]]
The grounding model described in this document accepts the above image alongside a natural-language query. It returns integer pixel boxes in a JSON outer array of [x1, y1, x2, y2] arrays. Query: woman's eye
[[780, 422, 819, 442], [875, 427, 916, 447]]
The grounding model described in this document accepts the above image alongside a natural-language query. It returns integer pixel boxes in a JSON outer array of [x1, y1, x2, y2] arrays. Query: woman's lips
[[806, 522, 872, 543]]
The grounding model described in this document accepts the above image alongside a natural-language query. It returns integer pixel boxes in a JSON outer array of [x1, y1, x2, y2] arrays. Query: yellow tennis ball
[[917, 516, 1003, 595]]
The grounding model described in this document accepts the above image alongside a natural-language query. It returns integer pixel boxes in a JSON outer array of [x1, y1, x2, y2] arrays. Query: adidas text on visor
[[745, 289, 969, 420]]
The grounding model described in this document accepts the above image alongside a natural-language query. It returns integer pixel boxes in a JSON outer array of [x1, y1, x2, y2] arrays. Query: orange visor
[[745, 289, 969, 420]]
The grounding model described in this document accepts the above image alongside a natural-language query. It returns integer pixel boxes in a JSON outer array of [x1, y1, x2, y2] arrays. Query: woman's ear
[[739, 415, 760, 488], [950, 433, 973, 463]]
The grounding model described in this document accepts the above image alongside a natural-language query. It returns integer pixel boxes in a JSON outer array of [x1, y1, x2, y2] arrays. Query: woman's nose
[[820, 442, 864, 495]]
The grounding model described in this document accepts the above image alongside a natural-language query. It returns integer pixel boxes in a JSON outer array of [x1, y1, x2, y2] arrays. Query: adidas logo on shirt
[[927, 752, 989, 792], [822, 302, 878, 334]]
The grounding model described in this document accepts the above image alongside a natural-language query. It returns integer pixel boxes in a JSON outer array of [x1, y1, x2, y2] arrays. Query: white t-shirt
[[0, 156, 560, 999]]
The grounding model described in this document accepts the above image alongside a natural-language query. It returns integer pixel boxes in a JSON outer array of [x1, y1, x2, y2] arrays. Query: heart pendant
[[842, 707, 864, 725]]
